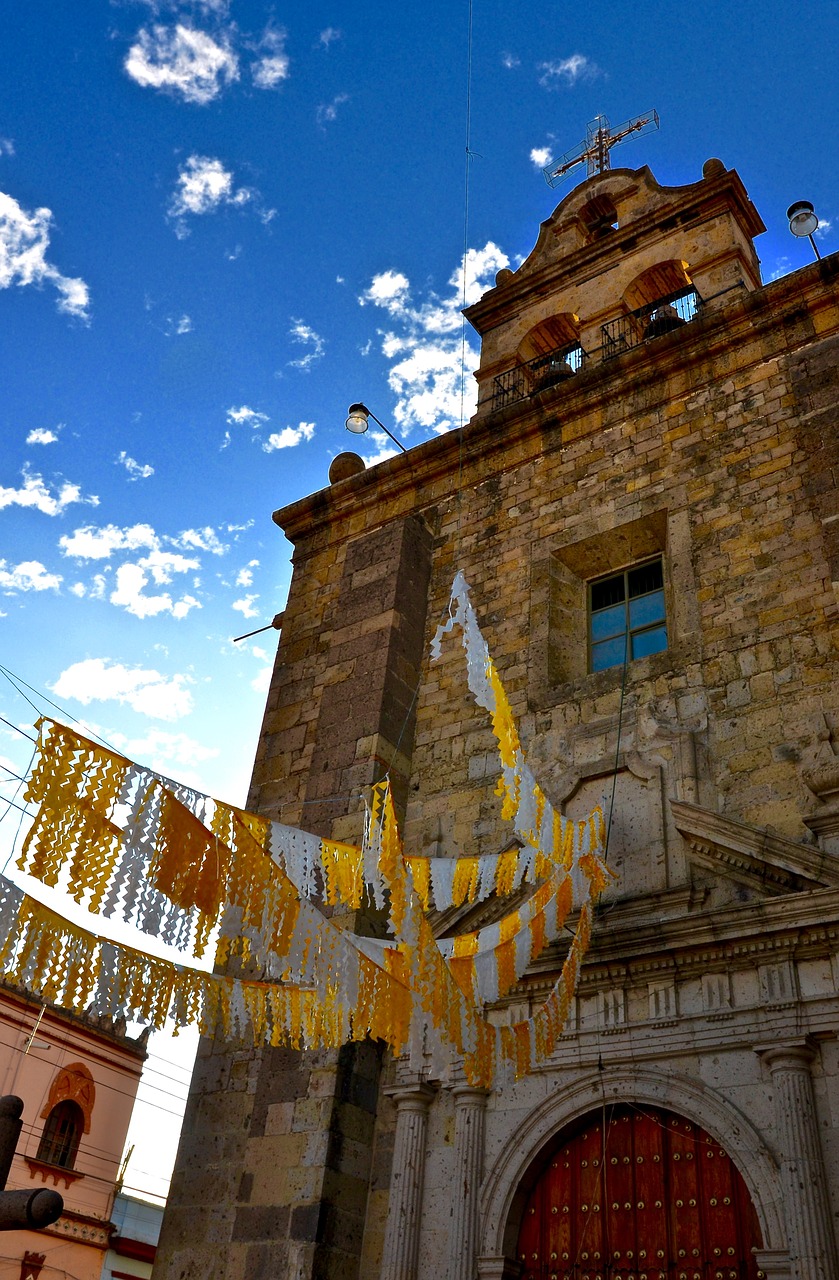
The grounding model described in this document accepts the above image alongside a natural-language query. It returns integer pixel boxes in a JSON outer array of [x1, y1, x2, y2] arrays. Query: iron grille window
[[37, 1100, 83, 1169], [589, 559, 667, 672]]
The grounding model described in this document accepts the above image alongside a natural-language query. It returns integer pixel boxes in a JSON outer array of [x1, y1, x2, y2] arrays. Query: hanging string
[[456, 0, 476, 549]]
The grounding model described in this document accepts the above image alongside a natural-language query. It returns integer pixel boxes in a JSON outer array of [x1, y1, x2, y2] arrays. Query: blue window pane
[[632, 624, 668, 659], [590, 602, 626, 641], [591, 635, 628, 671], [628, 590, 666, 629]]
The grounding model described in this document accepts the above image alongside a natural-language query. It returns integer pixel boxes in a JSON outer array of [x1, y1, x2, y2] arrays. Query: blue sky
[[1, 0, 837, 1203]]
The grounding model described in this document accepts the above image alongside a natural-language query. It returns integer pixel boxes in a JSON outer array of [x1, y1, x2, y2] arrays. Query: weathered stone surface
[[156, 164, 839, 1280]]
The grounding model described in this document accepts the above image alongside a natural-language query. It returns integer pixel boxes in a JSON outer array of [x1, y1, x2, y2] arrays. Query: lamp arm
[[366, 410, 407, 452]]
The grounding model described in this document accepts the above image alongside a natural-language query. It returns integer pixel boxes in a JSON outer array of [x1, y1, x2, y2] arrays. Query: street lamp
[[787, 200, 822, 261], [345, 403, 407, 453]]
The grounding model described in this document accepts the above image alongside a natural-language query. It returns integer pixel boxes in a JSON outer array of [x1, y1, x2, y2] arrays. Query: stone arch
[[622, 259, 692, 312], [479, 1065, 785, 1265], [40, 1063, 95, 1134], [515, 314, 580, 364]]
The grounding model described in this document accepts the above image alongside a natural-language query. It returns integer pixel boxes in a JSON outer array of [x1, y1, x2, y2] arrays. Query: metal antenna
[[542, 111, 660, 189]]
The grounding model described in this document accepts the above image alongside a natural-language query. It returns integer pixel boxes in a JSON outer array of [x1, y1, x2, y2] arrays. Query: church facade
[[155, 159, 839, 1280]]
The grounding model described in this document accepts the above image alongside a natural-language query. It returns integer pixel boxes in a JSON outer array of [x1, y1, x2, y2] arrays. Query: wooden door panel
[[515, 1105, 761, 1280]]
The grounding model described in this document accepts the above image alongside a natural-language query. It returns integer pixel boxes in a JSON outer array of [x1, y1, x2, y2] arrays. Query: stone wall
[[155, 194, 839, 1280]]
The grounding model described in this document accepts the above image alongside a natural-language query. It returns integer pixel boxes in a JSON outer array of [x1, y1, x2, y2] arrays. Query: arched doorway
[[516, 1104, 762, 1280]]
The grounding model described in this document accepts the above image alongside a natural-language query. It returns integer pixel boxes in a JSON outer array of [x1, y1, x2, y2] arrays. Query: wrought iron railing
[[492, 343, 586, 412], [600, 286, 701, 361]]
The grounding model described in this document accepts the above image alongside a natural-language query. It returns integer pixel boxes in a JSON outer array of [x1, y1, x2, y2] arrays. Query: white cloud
[[69, 582, 86, 597], [0, 138, 14, 157], [235, 561, 258, 587], [117, 451, 155, 480], [0, 191, 90, 320], [0, 559, 62, 592], [317, 94, 349, 127], [174, 527, 227, 554], [530, 146, 552, 168], [815, 218, 833, 240], [251, 25, 289, 89], [358, 242, 510, 436], [59, 523, 158, 559], [537, 54, 600, 88], [359, 269, 411, 313], [262, 422, 315, 452], [251, 665, 272, 693], [357, 431, 401, 467], [26, 427, 59, 445], [319, 27, 341, 47], [0, 466, 97, 516], [168, 155, 255, 237], [287, 319, 325, 370], [52, 659, 194, 721], [232, 594, 259, 618], [125, 24, 239, 104], [110, 727, 219, 771], [110, 562, 201, 620], [164, 312, 192, 335], [226, 404, 268, 429], [501, 52, 520, 69], [139, 549, 200, 584]]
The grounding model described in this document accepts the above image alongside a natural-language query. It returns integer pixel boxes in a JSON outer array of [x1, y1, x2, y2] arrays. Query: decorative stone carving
[[40, 1063, 94, 1133], [757, 1041, 839, 1280], [381, 1083, 436, 1280], [449, 1085, 489, 1280], [802, 715, 839, 854]]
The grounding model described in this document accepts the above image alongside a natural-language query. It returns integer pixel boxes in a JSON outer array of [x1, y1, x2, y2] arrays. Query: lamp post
[[787, 200, 822, 261], [345, 403, 407, 453]]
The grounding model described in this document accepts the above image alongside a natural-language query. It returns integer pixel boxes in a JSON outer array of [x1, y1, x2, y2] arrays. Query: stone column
[[760, 1042, 839, 1280], [449, 1085, 489, 1280], [381, 1083, 436, 1280]]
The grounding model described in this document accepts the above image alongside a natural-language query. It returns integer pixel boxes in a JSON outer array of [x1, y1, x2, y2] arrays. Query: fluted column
[[760, 1042, 839, 1280], [449, 1085, 490, 1280], [381, 1083, 436, 1280]]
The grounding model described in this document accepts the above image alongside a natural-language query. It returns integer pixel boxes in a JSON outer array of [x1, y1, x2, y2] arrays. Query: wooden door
[[516, 1105, 762, 1280]]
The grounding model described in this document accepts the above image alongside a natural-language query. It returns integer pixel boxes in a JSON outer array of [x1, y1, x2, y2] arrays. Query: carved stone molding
[[756, 1040, 839, 1279], [672, 800, 839, 893], [381, 1082, 436, 1280]]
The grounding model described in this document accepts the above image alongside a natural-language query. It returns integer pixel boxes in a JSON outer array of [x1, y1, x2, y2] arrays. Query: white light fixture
[[345, 403, 370, 435], [344, 402, 407, 452], [787, 200, 821, 259]]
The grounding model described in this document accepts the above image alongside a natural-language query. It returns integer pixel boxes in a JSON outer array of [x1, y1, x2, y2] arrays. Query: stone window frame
[[588, 555, 668, 673], [528, 508, 700, 709]]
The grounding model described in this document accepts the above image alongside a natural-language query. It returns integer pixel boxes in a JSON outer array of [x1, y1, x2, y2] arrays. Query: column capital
[[385, 1081, 436, 1111], [452, 1083, 491, 1106], [755, 1039, 818, 1074]]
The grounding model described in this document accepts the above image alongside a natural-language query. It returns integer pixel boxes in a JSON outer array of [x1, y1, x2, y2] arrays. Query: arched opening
[[601, 262, 700, 360], [515, 1103, 762, 1280], [622, 261, 693, 313], [37, 1099, 84, 1170], [493, 314, 584, 409], [577, 194, 618, 239]]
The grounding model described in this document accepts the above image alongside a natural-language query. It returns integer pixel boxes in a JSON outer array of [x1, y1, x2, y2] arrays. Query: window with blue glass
[[589, 559, 667, 672]]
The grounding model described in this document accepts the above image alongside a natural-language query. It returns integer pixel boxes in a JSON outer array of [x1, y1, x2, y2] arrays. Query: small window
[[37, 1100, 84, 1169], [589, 559, 667, 672]]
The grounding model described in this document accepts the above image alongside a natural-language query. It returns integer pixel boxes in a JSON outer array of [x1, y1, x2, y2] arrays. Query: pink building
[[0, 982, 147, 1280]]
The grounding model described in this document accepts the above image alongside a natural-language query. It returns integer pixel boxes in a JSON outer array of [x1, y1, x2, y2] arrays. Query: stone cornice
[[671, 799, 839, 892], [273, 253, 839, 556], [41, 1207, 112, 1249]]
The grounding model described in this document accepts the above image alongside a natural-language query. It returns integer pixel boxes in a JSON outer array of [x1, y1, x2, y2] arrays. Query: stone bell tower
[[156, 153, 839, 1280]]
